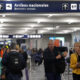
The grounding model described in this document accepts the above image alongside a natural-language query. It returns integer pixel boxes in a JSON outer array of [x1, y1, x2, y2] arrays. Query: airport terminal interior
[[0, 0, 80, 80], [0, 13, 78, 80]]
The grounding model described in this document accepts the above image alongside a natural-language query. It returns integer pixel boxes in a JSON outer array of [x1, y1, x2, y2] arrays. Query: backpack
[[35, 53, 42, 64], [8, 51, 26, 73], [54, 47, 67, 74], [55, 57, 66, 74]]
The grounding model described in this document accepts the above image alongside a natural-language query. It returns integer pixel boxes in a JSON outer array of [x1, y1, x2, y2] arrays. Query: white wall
[[72, 31, 80, 47]]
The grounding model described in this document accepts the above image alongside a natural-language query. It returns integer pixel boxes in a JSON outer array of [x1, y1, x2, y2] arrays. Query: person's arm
[[70, 54, 77, 69], [2, 52, 9, 66], [43, 52, 56, 63], [23, 52, 28, 62], [43, 50, 61, 63]]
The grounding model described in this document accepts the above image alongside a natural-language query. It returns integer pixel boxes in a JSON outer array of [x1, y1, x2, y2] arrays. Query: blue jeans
[[6, 73, 21, 80], [73, 73, 80, 80], [46, 73, 61, 80]]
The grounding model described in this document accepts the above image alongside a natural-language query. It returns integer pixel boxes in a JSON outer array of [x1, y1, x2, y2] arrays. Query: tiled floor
[[29, 64, 45, 80], [28, 64, 73, 80], [22, 61, 73, 80]]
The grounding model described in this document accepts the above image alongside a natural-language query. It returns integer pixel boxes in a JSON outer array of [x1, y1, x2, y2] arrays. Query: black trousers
[[73, 73, 80, 80], [46, 73, 61, 80]]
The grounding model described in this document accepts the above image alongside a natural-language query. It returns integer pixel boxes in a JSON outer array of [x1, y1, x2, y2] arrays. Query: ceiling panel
[[0, 13, 80, 34], [0, 0, 80, 1]]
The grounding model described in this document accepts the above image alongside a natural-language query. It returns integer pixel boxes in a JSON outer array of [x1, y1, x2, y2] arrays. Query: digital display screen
[[49, 37, 65, 46]]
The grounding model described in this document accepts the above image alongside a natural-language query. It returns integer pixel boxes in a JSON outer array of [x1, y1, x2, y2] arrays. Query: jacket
[[43, 48, 57, 73], [70, 53, 80, 75], [2, 50, 23, 76]]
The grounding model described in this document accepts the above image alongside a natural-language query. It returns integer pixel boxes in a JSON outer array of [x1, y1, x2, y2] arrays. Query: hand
[[1, 75, 6, 79], [63, 51, 68, 57], [56, 54, 61, 59], [76, 63, 80, 68]]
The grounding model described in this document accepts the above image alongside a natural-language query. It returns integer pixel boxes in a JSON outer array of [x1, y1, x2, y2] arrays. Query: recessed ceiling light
[[73, 29, 77, 32], [37, 21, 40, 24], [56, 30, 73, 34], [65, 18, 78, 24], [30, 24, 37, 28], [72, 27, 80, 31], [25, 29, 28, 32], [56, 26, 60, 29], [68, 22, 72, 24], [31, 25, 34, 27], [2, 15, 6, 17], [35, 18, 48, 23], [48, 14, 53, 17], [6, 0, 11, 1], [0, 35, 2, 38], [37, 19, 43, 24], [1, 21, 3, 24], [0, 24, 3, 27], [39, 30, 47, 34], [46, 27, 54, 30]]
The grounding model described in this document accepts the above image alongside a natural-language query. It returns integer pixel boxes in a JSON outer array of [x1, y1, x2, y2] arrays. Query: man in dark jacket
[[43, 40, 67, 80], [2, 43, 26, 80]]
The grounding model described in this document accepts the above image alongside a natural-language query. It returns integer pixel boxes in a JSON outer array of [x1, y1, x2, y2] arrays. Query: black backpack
[[8, 51, 26, 73], [54, 47, 67, 74], [35, 53, 42, 65], [55, 57, 66, 74]]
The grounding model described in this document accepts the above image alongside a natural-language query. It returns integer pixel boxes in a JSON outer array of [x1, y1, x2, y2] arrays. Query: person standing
[[70, 42, 80, 80], [2, 43, 26, 80], [43, 40, 67, 80]]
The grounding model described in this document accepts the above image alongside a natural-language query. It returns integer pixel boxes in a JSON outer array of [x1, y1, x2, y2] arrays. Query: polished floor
[[22, 63, 73, 80], [29, 64, 45, 80]]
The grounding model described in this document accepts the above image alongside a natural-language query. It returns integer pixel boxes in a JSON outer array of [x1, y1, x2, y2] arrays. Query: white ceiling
[[0, 13, 80, 34], [0, 0, 80, 1]]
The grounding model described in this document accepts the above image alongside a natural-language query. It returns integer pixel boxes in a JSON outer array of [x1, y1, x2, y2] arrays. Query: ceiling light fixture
[[2, 15, 6, 17], [31, 25, 34, 27], [68, 22, 72, 24], [73, 29, 77, 32], [35, 18, 48, 24], [48, 14, 53, 18], [39, 30, 47, 34], [72, 27, 80, 31], [65, 18, 78, 24], [37, 19, 43, 24], [56, 30, 73, 34], [6, 0, 11, 1], [37, 21, 41, 24], [56, 26, 60, 29], [30, 24, 37, 28], [62, 30, 73, 33], [46, 27, 54, 30], [25, 29, 28, 32], [1, 21, 3, 24]]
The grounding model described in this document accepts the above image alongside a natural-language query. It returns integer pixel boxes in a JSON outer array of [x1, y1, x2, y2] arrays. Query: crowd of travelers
[[0, 43, 43, 80], [0, 40, 80, 80]]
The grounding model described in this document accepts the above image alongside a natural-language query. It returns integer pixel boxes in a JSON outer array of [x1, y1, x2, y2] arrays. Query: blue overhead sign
[[0, 34, 42, 39], [0, 1, 80, 13]]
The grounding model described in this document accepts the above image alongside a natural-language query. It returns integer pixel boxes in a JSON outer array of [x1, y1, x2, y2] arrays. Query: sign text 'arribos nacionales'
[[14, 3, 49, 7], [0, 1, 80, 13]]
